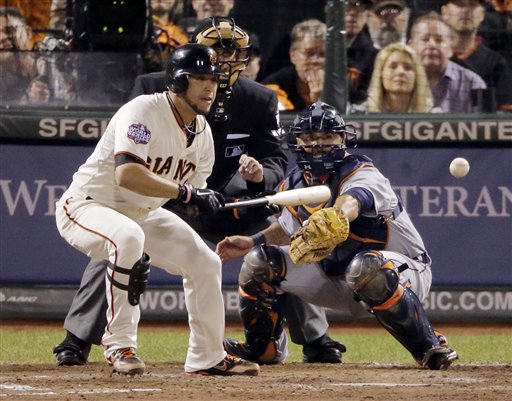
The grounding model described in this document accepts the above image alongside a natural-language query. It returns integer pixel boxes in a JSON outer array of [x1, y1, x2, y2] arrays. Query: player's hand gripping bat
[[219, 185, 331, 211]]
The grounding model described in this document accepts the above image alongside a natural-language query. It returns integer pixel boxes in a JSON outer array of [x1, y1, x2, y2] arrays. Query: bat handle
[[219, 198, 269, 211]]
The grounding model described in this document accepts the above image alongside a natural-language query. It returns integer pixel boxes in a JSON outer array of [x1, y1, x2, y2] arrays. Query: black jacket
[[130, 74, 288, 236], [347, 28, 378, 105]]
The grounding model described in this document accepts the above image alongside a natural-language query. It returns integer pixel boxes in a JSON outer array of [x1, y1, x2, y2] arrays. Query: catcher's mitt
[[289, 207, 350, 264]]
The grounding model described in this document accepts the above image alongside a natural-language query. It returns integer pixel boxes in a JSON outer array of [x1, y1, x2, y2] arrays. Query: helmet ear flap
[[169, 74, 188, 94]]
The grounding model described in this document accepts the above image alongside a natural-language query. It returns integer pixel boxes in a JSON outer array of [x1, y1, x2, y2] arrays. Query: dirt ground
[[1, 322, 511, 401]]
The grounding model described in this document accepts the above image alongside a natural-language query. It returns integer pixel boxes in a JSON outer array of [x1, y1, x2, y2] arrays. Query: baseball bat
[[220, 185, 331, 211]]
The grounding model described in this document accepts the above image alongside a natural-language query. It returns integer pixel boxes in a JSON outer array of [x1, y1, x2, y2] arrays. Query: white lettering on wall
[[39, 118, 109, 139], [394, 185, 511, 217], [0, 180, 67, 216], [355, 120, 512, 142]]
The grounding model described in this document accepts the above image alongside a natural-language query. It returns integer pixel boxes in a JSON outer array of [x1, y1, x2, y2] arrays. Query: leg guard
[[346, 251, 455, 368], [107, 253, 151, 306], [236, 245, 287, 363]]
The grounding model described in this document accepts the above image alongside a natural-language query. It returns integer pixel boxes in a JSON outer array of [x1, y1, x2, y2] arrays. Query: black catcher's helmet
[[192, 17, 252, 86], [288, 101, 357, 176], [166, 43, 222, 94]]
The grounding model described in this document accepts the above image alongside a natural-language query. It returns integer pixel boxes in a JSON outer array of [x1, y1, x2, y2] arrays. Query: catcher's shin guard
[[238, 290, 286, 363], [107, 253, 151, 306], [235, 245, 287, 363], [346, 251, 453, 367]]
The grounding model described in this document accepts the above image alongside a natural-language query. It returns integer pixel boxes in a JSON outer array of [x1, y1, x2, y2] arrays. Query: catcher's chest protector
[[283, 155, 390, 276], [283, 155, 372, 223]]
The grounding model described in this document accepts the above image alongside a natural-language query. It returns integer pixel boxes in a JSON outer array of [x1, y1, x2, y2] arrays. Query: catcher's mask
[[166, 43, 222, 94], [287, 101, 357, 176], [192, 16, 252, 86]]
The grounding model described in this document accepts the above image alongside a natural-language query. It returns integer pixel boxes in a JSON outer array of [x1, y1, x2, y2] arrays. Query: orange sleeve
[[264, 84, 295, 111]]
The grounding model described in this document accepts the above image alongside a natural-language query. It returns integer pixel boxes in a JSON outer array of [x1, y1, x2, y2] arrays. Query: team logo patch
[[127, 124, 151, 144], [225, 145, 245, 157]]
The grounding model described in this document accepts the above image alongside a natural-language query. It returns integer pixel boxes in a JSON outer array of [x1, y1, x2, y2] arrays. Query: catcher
[[216, 101, 458, 370]]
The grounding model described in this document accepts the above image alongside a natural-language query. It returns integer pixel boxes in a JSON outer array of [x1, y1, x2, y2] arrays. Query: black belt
[[414, 252, 428, 264], [379, 199, 403, 223], [392, 198, 403, 220]]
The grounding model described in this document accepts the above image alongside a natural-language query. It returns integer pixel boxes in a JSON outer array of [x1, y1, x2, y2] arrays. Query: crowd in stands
[[1, 0, 511, 112]]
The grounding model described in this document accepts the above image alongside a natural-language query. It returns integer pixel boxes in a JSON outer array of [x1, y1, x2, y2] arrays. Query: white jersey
[[57, 92, 226, 372], [68, 93, 215, 211]]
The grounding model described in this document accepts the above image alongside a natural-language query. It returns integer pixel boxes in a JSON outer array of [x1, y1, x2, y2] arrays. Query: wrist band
[[178, 184, 192, 203], [250, 232, 266, 245]]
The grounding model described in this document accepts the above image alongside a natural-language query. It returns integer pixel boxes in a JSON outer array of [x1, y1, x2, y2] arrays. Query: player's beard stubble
[[181, 92, 213, 116]]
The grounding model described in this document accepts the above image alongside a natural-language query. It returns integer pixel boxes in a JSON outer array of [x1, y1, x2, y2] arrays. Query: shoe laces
[[225, 353, 241, 363], [115, 347, 137, 360]]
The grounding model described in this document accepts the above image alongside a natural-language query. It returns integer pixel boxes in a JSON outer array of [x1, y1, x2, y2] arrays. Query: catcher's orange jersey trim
[[348, 232, 387, 244], [336, 162, 374, 195]]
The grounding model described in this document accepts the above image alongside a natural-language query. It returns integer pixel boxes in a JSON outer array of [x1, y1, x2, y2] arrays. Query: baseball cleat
[[188, 354, 260, 376], [422, 346, 458, 370], [107, 347, 145, 375], [223, 338, 257, 361], [223, 338, 282, 365]]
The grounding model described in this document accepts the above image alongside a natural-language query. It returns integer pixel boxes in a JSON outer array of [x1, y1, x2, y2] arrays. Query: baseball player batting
[[216, 101, 458, 370], [55, 43, 259, 376]]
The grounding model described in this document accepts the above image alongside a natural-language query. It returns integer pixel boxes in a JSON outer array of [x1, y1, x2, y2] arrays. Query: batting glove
[[177, 183, 225, 214]]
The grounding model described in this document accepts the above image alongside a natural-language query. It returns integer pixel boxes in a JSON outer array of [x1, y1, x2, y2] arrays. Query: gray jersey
[[279, 160, 429, 264]]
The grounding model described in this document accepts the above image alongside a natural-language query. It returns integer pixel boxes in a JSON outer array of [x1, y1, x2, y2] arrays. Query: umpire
[[53, 17, 344, 366]]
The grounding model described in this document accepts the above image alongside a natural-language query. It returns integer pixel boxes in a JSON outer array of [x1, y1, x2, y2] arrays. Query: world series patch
[[127, 124, 151, 144]]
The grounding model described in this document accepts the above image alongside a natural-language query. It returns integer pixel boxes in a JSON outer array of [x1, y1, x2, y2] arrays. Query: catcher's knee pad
[[239, 244, 287, 303], [346, 251, 440, 361], [238, 290, 286, 363], [345, 250, 401, 307], [107, 253, 151, 306]]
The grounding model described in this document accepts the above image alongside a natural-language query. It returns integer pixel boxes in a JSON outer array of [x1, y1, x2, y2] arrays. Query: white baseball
[[449, 157, 470, 178]]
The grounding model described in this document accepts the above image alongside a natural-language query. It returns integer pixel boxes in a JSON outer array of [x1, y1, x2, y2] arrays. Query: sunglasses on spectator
[[375, 6, 402, 19]]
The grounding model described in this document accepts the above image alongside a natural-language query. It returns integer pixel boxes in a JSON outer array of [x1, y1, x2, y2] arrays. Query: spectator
[[262, 19, 326, 110], [142, 0, 189, 72], [179, 0, 235, 38], [367, 0, 411, 49], [48, 0, 67, 31], [240, 31, 262, 81], [151, 0, 189, 48], [192, 0, 235, 19], [6, 0, 52, 44], [345, 0, 379, 105], [0, 6, 38, 105], [441, 0, 512, 112], [409, 11, 487, 112], [478, 0, 512, 64], [19, 74, 52, 104], [362, 42, 434, 113]]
